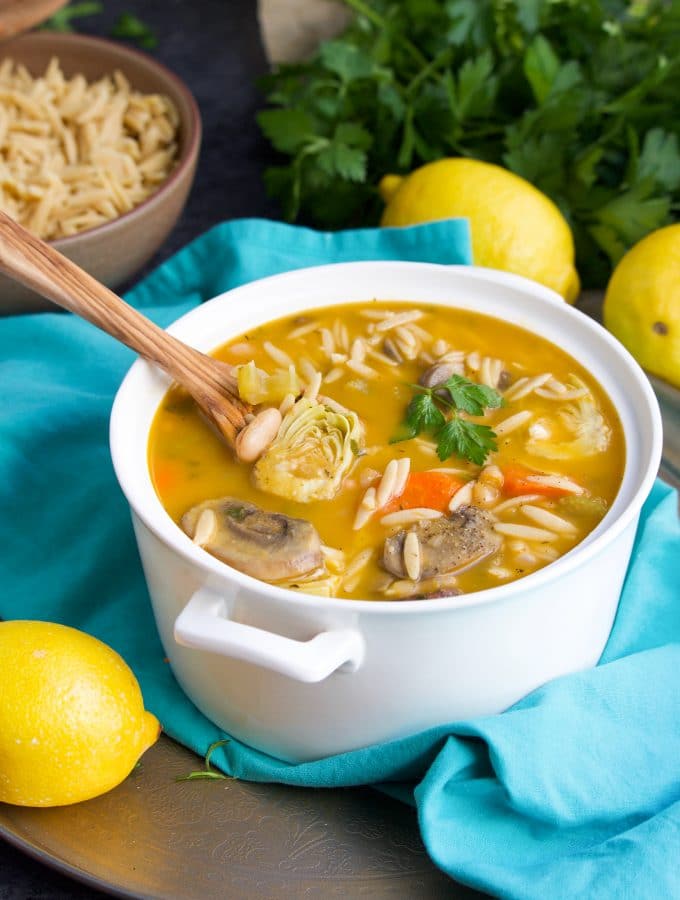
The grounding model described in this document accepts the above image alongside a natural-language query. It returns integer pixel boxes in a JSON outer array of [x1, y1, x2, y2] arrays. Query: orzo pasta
[[0, 58, 179, 239]]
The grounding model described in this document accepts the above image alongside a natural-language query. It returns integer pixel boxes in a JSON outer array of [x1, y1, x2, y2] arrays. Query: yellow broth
[[148, 302, 625, 600]]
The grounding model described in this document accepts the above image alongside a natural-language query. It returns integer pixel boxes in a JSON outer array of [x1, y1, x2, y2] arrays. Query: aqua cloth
[[0, 218, 678, 900]]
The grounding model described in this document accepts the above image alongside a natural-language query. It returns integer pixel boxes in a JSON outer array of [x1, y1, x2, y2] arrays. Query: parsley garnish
[[441, 375, 503, 416], [111, 13, 158, 50], [41, 1, 102, 31], [175, 739, 232, 782], [258, 0, 680, 284], [392, 375, 502, 466]]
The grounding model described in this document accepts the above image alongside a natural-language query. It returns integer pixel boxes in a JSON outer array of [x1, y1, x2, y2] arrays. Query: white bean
[[479, 465, 504, 488], [235, 407, 282, 462], [472, 481, 499, 508]]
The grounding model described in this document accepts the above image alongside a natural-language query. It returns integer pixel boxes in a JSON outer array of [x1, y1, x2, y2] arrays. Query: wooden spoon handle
[[0, 211, 247, 440]]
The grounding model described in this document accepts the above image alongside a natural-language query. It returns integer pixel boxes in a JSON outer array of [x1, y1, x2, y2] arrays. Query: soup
[[148, 302, 625, 601]]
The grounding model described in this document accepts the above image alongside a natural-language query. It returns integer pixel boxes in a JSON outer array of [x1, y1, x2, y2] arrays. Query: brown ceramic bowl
[[0, 32, 201, 314]]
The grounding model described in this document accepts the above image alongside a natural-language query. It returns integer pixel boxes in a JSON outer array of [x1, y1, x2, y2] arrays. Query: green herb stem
[[405, 48, 454, 97], [175, 739, 232, 783], [340, 0, 429, 69]]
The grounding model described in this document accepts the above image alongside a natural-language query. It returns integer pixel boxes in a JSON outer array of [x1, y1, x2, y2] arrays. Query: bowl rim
[[0, 31, 202, 246], [110, 261, 664, 617]]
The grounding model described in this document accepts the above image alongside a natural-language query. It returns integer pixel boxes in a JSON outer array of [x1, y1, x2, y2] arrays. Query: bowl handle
[[173, 588, 365, 683]]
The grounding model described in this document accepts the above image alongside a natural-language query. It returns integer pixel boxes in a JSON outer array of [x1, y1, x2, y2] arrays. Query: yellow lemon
[[0, 620, 160, 807], [379, 158, 580, 302], [603, 224, 680, 389]]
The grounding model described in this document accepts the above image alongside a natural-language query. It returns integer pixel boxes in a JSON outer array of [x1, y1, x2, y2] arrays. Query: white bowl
[[110, 262, 662, 762]]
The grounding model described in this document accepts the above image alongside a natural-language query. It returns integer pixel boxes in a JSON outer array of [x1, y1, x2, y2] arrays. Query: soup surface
[[148, 302, 625, 601]]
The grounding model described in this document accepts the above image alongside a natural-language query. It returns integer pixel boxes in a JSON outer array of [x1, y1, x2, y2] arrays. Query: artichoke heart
[[253, 397, 364, 502], [526, 395, 611, 460]]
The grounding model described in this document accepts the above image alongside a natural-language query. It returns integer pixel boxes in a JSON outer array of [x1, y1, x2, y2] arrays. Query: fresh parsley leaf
[[504, 132, 567, 195], [439, 375, 503, 416], [591, 181, 671, 255], [111, 13, 157, 49], [335, 122, 373, 150], [637, 128, 680, 192], [392, 375, 501, 465], [320, 41, 376, 82], [257, 109, 316, 155], [436, 419, 498, 466], [514, 0, 542, 34], [41, 1, 102, 31], [316, 122, 371, 181], [455, 51, 498, 120], [573, 144, 605, 189], [523, 35, 560, 106], [445, 0, 492, 48], [406, 391, 446, 434]]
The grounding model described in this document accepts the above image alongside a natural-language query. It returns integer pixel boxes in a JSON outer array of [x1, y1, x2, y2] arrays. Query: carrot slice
[[384, 471, 465, 513], [502, 463, 577, 498]]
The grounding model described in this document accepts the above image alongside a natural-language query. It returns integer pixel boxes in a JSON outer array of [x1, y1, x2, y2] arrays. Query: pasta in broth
[[148, 303, 625, 601]]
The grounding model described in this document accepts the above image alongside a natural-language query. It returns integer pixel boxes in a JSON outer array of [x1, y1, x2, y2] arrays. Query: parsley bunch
[[258, 0, 680, 286], [393, 374, 503, 465]]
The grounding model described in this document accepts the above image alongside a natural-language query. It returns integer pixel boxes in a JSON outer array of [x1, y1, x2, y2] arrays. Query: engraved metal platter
[[0, 737, 465, 898], [0, 295, 677, 899]]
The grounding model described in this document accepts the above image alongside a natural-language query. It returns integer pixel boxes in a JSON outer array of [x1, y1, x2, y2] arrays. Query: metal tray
[[0, 737, 466, 899], [1, 295, 677, 899]]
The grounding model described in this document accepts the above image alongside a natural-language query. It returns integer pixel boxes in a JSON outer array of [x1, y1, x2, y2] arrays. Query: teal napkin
[[1, 218, 679, 900]]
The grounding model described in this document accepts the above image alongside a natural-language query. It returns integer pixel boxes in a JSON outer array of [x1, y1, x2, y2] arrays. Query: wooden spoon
[[0, 211, 249, 446]]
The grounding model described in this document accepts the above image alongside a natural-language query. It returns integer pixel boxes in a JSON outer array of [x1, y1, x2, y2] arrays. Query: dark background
[[0, 0, 274, 895]]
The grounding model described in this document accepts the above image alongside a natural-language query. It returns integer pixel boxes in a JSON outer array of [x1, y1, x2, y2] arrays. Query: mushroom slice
[[418, 360, 460, 389], [181, 497, 322, 582], [413, 587, 462, 600], [382, 506, 501, 580]]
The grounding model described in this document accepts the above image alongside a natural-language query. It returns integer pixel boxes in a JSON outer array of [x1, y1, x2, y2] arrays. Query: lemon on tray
[[0, 620, 160, 807], [379, 157, 580, 303], [603, 224, 680, 389]]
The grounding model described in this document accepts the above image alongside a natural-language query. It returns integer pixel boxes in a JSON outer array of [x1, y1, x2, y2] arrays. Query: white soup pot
[[110, 263, 662, 762]]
